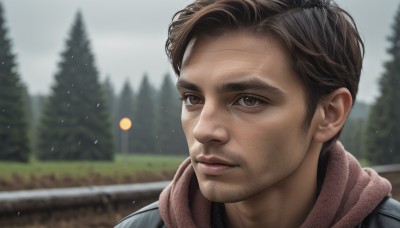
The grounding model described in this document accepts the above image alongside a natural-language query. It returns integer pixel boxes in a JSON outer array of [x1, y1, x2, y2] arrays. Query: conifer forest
[[0, 2, 399, 165]]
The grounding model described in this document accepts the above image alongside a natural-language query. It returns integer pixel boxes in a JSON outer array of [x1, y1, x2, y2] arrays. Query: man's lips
[[195, 155, 237, 175]]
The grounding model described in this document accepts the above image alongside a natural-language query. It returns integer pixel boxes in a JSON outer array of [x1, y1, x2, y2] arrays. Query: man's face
[[177, 32, 322, 203]]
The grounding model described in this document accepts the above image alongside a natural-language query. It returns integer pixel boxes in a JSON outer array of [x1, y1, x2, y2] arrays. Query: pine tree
[[115, 80, 135, 153], [0, 3, 30, 162], [102, 76, 118, 151], [155, 74, 187, 155], [103, 76, 117, 119], [30, 94, 45, 154], [363, 4, 400, 165], [37, 11, 114, 161], [341, 118, 365, 159], [131, 74, 156, 153], [22, 85, 34, 155]]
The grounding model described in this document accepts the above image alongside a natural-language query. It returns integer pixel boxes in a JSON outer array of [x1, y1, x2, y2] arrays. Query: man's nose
[[192, 102, 229, 145]]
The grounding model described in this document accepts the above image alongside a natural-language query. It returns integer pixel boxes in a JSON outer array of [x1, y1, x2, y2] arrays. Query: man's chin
[[199, 186, 244, 203]]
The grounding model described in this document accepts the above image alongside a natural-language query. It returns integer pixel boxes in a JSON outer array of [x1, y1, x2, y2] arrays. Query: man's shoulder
[[115, 201, 165, 228], [363, 197, 400, 227]]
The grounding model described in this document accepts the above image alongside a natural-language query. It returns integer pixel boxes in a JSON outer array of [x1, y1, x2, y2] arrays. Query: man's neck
[[224, 144, 321, 228]]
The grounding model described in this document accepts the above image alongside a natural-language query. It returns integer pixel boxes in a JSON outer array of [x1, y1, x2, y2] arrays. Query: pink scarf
[[159, 142, 392, 228]]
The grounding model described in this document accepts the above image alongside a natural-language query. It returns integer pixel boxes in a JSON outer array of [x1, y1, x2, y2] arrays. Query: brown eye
[[237, 96, 262, 107], [184, 95, 202, 105]]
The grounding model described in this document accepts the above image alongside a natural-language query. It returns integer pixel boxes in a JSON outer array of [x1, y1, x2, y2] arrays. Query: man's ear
[[314, 88, 353, 143]]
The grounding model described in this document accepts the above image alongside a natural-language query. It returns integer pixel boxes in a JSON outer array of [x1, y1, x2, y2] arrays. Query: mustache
[[190, 144, 243, 163]]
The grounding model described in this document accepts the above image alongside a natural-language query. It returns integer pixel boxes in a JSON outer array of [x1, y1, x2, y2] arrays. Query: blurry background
[[3, 0, 190, 95], [0, 0, 397, 102], [0, 0, 400, 226]]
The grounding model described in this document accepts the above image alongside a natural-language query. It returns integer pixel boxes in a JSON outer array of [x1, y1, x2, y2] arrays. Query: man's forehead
[[181, 32, 282, 69], [178, 31, 303, 100]]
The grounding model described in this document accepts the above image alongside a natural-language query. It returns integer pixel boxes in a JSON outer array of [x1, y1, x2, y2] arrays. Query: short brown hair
[[166, 0, 364, 151]]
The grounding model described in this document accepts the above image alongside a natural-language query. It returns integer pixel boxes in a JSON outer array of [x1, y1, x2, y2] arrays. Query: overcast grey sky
[[1, 0, 400, 103]]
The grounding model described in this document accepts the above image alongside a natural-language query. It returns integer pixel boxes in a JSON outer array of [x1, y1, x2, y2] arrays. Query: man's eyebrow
[[176, 78, 285, 96], [176, 79, 202, 93], [219, 78, 285, 95]]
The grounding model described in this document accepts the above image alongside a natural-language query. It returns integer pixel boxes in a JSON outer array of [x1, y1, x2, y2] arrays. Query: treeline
[[30, 73, 186, 160], [339, 3, 400, 164], [1, 3, 400, 164], [33, 13, 188, 159], [340, 102, 371, 161], [0, 6, 186, 162]]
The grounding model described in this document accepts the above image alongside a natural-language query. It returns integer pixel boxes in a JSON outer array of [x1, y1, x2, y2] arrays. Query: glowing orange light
[[119, 117, 132, 131]]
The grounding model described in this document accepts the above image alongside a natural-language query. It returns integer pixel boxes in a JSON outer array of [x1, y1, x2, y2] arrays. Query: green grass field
[[0, 154, 187, 179]]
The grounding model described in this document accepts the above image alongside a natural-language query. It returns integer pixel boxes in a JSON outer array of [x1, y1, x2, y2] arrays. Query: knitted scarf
[[159, 142, 392, 228]]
